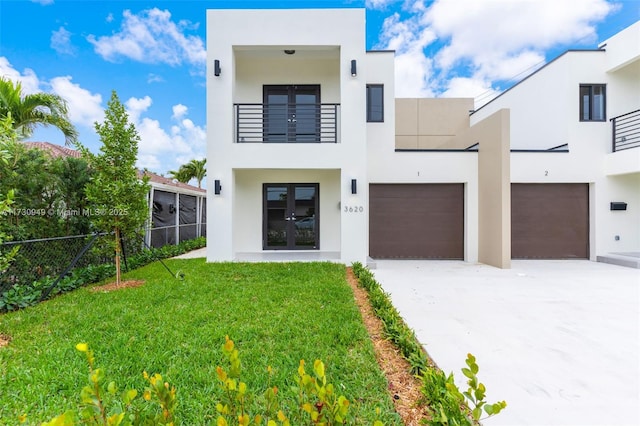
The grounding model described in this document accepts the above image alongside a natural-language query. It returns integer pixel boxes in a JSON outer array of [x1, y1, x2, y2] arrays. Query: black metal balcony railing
[[234, 103, 339, 143], [611, 109, 640, 152]]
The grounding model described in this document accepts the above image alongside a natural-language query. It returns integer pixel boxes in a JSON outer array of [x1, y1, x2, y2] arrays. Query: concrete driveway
[[372, 260, 640, 426]]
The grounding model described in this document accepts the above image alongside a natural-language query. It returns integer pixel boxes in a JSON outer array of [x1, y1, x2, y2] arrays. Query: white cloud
[[51, 27, 75, 56], [147, 73, 164, 84], [125, 95, 152, 124], [425, 0, 614, 80], [440, 77, 499, 108], [49, 76, 104, 128], [0, 57, 40, 95], [0, 58, 103, 128], [87, 8, 206, 67], [172, 104, 187, 119], [377, 12, 436, 97], [31, 0, 53, 5], [124, 96, 206, 172], [366, 0, 397, 9], [137, 153, 161, 170], [375, 0, 616, 103]]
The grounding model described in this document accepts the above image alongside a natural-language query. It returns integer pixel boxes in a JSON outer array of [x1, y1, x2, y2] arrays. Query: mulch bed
[[90, 279, 145, 292], [0, 333, 11, 348], [346, 267, 431, 425]]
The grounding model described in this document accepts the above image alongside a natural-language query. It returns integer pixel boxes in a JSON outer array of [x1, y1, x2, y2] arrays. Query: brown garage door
[[369, 184, 464, 259], [511, 183, 589, 259]]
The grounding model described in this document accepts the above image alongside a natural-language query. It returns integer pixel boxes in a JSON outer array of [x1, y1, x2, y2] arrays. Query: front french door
[[263, 183, 319, 250], [263, 85, 320, 142]]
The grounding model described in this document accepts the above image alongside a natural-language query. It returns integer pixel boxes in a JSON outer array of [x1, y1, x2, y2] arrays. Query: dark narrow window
[[579, 84, 606, 121], [367, 84, 384, 122]]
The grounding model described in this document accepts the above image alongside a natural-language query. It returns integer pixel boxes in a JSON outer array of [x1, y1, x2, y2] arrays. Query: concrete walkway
[[172, 247, 206, 259], [373, 260, 640, 426]]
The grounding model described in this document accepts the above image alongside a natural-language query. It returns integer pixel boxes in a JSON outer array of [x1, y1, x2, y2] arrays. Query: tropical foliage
[[168, 158, 206, 188], [0, 115, 19, 271], [0, 142, 93, 240], [0, 76, 78, 145]]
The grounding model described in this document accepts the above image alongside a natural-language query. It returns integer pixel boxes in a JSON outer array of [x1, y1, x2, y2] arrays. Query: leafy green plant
[[78, 90, 150, 286], [214, 336, 352, 425], [460, 354, 506, 421], [42, 343, 176, 425], [422, 354, 506, 425]]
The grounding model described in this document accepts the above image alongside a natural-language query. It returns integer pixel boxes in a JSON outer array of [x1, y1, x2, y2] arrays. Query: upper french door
[[263, 85, 320, 142], [263, 183, 319, 250]]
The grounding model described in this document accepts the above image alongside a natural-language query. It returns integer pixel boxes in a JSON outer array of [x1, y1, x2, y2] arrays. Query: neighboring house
[[205, 8, 639, 268], [22, 142, 207, 247], [23, 141, 82, 159]]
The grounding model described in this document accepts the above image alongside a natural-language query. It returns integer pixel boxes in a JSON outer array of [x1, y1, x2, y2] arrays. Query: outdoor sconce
[[351, 179, 357, 194], [350, 60, 357, 77], [610, 202, 627, 211], [214, 179, 222, 195], [214, 59, 221, 77]]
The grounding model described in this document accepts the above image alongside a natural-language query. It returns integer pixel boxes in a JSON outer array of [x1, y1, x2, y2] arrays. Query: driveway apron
[[373, 260, 640, 426]]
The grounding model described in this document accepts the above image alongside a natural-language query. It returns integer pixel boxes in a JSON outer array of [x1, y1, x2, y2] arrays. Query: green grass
[[0, 260, 401, 425]]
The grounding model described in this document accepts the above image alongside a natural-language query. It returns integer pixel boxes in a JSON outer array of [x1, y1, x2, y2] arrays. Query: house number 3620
[[344, 206, 364, 213]]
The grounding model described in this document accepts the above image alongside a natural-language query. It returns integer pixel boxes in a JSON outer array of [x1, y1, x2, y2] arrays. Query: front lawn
[[0, 260, 401, 424]]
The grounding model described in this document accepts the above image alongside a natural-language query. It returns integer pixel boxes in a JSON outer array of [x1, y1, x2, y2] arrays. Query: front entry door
[[263, 85, 320, 142], [264, 184, 319, 250]]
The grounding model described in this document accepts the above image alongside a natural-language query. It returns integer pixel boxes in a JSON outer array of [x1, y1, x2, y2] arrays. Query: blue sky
[[1, 0, 638, 183]]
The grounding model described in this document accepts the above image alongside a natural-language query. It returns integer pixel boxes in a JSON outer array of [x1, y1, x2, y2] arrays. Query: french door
[[263, 183, 319, 250], [263, 85, 320, 142]]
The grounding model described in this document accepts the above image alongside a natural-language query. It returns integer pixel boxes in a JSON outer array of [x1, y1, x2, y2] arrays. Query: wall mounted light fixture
[[214, 59, 221, 77], [214, 179, 222, 195], [351, 179, 357, 194], [350, 60, 357, 77], [610, 202, 627, 211]]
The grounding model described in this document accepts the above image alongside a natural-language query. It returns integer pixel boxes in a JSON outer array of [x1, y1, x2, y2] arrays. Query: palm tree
[[0, 77, 78, 145], [185, 158, 206, 189], [167, 167, 193, 184], [169, 158, 206, 188]]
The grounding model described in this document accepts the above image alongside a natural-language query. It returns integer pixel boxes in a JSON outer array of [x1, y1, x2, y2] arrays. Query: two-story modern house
[[206, 7, 639, 269]]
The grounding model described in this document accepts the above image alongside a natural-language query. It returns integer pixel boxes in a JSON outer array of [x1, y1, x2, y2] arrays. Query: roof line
[[471, 49, 605, 115]]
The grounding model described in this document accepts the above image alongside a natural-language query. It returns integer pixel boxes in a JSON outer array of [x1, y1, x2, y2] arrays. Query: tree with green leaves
[[168, 158, 206, 188], [167, 167, 192, 185], [0, 77, 78, 145], [0, 115, 20, 271], [80, 91, 149, 285]]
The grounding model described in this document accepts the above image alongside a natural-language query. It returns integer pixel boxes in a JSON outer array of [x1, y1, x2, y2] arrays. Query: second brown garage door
[[369, 184, 464, 259], [511, 183, 589, 259]]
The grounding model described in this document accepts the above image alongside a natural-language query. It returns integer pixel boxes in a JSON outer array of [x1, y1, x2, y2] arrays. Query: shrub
[[41, 343, 176, 425], [0, 237, 206, 313], [41, 337, 386, 425]]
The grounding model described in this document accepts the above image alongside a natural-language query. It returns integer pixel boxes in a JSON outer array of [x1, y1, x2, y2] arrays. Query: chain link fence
[[1, 233, 110, 294]]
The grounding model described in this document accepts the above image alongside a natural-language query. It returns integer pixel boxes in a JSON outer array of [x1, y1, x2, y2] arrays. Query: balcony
[[234, 103, 340, 143], [611, 109, 640, 152]]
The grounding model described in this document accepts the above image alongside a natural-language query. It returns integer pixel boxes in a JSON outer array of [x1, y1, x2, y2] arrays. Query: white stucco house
[[206, 7, 639, 269]]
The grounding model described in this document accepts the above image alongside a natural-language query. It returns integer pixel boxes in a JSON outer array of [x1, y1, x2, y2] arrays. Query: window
[[367, 84, 384, 122], [579, 84, 606, 121]]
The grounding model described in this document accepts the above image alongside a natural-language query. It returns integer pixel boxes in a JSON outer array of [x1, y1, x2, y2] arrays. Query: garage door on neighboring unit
[[369, 184, 464, 259], [511, 183, 589, 259]]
